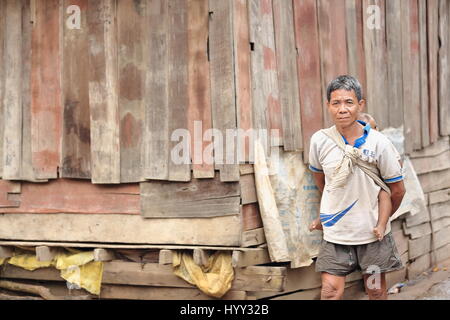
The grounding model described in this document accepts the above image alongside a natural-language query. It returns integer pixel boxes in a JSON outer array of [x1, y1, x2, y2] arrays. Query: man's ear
[[358, 99, 366, 112]]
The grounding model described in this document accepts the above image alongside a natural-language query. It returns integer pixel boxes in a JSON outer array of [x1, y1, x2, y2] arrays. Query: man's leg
[[320, 272, 346, 300], [363, 272, 387, 300]]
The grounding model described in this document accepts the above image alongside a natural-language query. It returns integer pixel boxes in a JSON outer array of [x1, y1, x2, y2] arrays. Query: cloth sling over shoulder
[[320, 125, 391, 195]]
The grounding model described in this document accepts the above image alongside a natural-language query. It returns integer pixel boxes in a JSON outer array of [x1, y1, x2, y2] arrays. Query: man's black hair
[[326, 75, 363, 102]]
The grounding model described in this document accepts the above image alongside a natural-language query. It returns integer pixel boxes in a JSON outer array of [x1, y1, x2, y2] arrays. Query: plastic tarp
[[173, 251, 234, 298], [4, 250, 103, 295], [254, 140, 322, 268]]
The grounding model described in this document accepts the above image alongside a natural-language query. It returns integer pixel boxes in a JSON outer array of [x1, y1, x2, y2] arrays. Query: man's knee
[[321, 282, 344, 300]]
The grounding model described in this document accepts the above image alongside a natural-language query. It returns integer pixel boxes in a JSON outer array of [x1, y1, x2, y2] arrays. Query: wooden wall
[[0, 0, 449, 184]]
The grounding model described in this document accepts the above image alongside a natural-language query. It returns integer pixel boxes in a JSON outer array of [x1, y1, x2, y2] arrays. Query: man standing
[[308, 75, 405, 300]]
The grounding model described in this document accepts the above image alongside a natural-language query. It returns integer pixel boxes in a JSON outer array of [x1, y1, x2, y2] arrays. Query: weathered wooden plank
[[117, 0, 146, 183], [167, 0, 191, 182], [292, 0, 323, 163], [0, 213, 242, 246], [141, 196, 240, 218], [438, 0, 450, 136], [187, 0, 214, 179], [241, 227, 266, 247], [100, 285, 247, 300], [408, 252, 431, 279], [0, 180, 21, 208], [232, 248, 270, 267], [272, 0, 302, 152], [410, 150, 450, 174], [345, 0, 367, 93], [240, 173, 258, 204], [0, 0, 5, 178], [435, 243, 450, 263], [242, 203, 263, 231], [430, 200, 450, 221], [158, 249, 173, 265], [427, 0, 439, 143], [408, 234, 431, 260], [418, 168, 450, 194], [363, 0, 389, 129], [233, 0, 253, 163], [248, 0, 280, 157], [0, 246, 14, 259], [392, 229, 409, 256], [61, 0, 91, 179], [434, 225, 450, 249], [403, 221, 432, 239], [20, 0, 39, 182], [410, 136, 449, 158], [209, 0, 239, 181], [141, 172, 240, 218], [31, 0, 62, 179], [401, 0, 422, 153], [385, 0, 404, 128], [93, 248, 115, 262], [2, 0, 24, 180], [405, 207, 430, 227], [87, 0, 120, 183], [0, 179, 140, 214], [36, 246, 63, 262], [419, 0, 430, 147], [0, 261, 285, 293], [428, 188, 450, 205], [142, 0, 169, 180], [239, 163, 254, 175], [431, 217, 450, 232], [428, 0, 440, 143], [317, 0, 348, 127]]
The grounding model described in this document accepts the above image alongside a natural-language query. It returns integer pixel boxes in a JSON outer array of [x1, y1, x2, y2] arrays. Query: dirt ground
[[351, 257, 450, 300]]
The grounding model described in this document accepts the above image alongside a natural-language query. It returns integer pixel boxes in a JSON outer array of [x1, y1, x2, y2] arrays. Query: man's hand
[[309, 218, 323, 232]]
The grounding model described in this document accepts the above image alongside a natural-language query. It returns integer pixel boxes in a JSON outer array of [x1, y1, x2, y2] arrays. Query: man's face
[[327, 89, 364, 129]]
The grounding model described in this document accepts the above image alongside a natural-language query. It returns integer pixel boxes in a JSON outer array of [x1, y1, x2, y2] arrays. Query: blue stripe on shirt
[[384, 175, 403, 183]]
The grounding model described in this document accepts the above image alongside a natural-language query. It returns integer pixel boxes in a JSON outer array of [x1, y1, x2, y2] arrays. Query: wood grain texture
[[117, 0, 146, 183], [0, 0, 5, 178], [317, 0, 348, 127], [0, 213, 242, 245], [362, 0, 389, 129], [20, 0, 40, 182], [438, 0, 450, 136], [0, 178, 140, 214], [272, 0, 302, 152], [167, 0, 191, 182], [248, 0, 281, 158], [401, 0, 422, 152], [427, 0, 439, 143], [385, 0, 404, 128], [419, 0, 430, 147], [2, 0, 24, 180], [61, 0, 91, 179], [143, 0, 169, 180], [345, 0, 366, 94], [209, 0, 239, 181], [141, 172, 240, 218], [292, 0, 323, 163], [31, 0, 62, 179], [87, 0, 120, 183], [187, 0, 214, 179], [233, 0, 253, 163]]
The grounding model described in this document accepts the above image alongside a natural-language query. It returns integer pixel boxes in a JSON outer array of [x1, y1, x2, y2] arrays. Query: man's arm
[[312, 172, 325, 193], [388, 180, 405, 216]]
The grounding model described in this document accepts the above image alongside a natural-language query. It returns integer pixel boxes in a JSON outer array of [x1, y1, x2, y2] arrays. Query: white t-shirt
[[308, 121, 403, 245]]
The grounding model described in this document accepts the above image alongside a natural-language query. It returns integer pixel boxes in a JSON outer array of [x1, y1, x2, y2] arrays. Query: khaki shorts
[[315, 232, 403, 276]]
